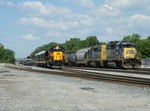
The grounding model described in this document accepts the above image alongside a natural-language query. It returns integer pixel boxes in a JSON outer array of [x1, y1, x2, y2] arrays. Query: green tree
[[123, 35, 131, 41], [137, 37, 150, 58], [0, 44, 4, 62], [0, 43, 15, 63], [3, 49, 15, 63], [30, 42, 58, 58], [123, 33, 141, 43], [85, 36, 99, 47], [130, 33, 141, 43], [65, 38, 81, 53]]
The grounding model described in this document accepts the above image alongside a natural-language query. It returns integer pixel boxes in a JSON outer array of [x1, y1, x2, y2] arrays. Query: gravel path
[[0, 64, 150, 111]]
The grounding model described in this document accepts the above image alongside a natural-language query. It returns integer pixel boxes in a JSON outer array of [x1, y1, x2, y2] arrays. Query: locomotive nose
[[123, 48, 136, 59]]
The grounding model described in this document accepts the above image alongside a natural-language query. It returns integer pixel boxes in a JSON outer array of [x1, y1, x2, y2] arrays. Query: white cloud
[[131, 14, 150, 21], [76, 0, 95, 9], [20, 1, 49, 15], [63, 0, 94, 9], [17, 0, 150, 43], [105, 28, 113, 35], [80, 15, 94, 26], [7, 1, 15, 7], [105, 0, 131, 9], [18, 17, 50, 28], [17, 15, 95, 31], [19, 1, 72, 16], [18, 17, 70, 30], [129, 14, 150, 29], [22, 34, 39, 41], [96, 4, 119, 17]]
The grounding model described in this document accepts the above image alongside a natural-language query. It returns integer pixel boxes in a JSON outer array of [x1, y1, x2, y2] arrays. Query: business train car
[[66, 41, 141, 68], [34, 46, 65, 68]]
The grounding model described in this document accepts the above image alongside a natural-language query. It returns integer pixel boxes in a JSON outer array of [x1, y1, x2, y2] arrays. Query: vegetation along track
[[6, 65, 150, 86]]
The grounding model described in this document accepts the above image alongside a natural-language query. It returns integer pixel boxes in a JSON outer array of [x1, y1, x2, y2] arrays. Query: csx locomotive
[[66, 41, 141, 68], [34, 46, 65, 68]]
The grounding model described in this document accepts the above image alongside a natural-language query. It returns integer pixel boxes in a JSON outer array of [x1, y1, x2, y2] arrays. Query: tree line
[[0, 43, 15, 63], [29, 36, 104, 58], [30, 34, 150, 59]]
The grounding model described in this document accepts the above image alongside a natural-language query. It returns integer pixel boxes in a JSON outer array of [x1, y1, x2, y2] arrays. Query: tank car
[[67, 53, 77, 66], [103, 41, 141, 68], [76, 47, 91, 66], [34, 46, 65, 68]]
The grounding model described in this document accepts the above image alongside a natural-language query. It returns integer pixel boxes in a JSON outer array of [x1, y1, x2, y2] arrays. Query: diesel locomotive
[[103, 41, 141, 68], [66, 41, 141, 68], [34, 46, 65, 68]]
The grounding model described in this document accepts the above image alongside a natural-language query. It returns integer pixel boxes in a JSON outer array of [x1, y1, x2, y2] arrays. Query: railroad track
[[64, 66, 150, 75], [6, 65, 150, 86], [62, 67, 150, 85]]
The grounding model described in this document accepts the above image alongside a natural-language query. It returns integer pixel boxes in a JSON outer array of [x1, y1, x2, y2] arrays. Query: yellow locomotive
[[34, 46, 65, 68], [102, 41, 141, 68]]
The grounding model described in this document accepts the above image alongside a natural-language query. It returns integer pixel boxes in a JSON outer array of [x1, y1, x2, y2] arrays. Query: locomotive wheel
[[103, 61, 108, 68], [116, 61, 123, 68]]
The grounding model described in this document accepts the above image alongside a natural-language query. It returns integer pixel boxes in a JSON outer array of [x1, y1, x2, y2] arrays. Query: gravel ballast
[[0, 64, 150, 111]]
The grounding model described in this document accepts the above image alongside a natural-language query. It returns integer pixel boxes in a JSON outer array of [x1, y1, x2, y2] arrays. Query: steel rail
[[6, 65, 150, 86], [64, 66, 150, 75], [63, 68, 150, 85]]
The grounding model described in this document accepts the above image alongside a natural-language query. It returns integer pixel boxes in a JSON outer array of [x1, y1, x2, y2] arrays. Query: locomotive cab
[[45, 46, 65, 68], [116, 42, 141, 68]]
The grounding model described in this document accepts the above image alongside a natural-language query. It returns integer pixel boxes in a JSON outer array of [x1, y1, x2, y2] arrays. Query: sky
[[0, 0, 150, 58]]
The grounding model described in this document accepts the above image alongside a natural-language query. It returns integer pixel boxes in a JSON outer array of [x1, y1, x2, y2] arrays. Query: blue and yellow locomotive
[[66, 41, 141, 68], [103, 41, 141, 68]]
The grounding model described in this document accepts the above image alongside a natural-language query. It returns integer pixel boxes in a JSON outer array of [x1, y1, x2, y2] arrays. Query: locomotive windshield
[[50, 46, 65, 52], [116, 42, 137, 55], [122, 43, 136, 48]]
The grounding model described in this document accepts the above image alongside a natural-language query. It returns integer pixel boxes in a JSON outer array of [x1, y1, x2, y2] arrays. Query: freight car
[[76, 47, 91, 66], [67, 53, 76, 66], [66, 47, 91, 67], [34, 46, 65, 68], [66, 41, 141, 68]]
